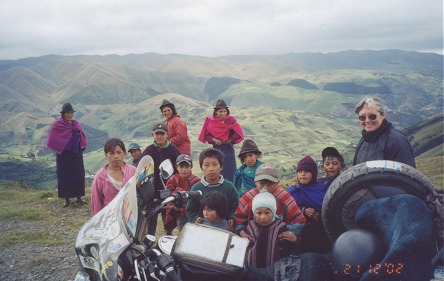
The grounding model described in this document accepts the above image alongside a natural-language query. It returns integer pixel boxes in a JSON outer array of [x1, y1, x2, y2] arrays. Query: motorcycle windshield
[[75, 156, 155, 280]]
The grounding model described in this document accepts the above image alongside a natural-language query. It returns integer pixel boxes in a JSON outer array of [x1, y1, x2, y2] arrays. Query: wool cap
[[297, 155, 318, 180], [255, 164, 279, 183], [159, 99, 175, 111], [127, 143, 141, 152], [176, 154, 192, 165], [213, 99, 229, 109], [60, 103, 75, 113], [322, 147, 344, 164], [238, 139, 261, 157], [252, 190, 278, 220], [152, 123, 168, 133]]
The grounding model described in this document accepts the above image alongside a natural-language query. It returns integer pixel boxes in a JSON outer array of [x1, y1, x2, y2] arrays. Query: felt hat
[[322, 147, 344, 164], [159, 99, 175, 111], [252, 190, 278, 219], [152, 123, 168, 133], [127, 143, 141, 152], [60, 103, 75, 113], [255, 164, 280, 183], [176, 154, 192, 165], [297, 155, 318, 180], [238, 139, 261, 157], [213, 99, 229, 109]]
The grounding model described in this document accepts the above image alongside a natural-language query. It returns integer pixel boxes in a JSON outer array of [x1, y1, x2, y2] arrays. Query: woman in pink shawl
[[46, 103, 88, 207], [198, 99, 244, 182]]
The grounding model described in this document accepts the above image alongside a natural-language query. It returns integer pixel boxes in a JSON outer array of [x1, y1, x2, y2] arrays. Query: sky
[[0, 0, 442, 60]]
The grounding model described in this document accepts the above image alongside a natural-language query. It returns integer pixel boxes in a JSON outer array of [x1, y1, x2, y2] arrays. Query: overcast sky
[[0, 0, 442, 60]]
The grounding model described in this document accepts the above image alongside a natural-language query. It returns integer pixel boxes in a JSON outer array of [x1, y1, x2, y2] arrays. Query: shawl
[[287, 183, 327, 214], [198, 115, 244, 144], [46, 118, 88, 154], [233, 160, 264, 195]]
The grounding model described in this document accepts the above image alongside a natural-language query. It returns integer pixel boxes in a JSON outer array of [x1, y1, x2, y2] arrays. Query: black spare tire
[[322, 160, 434, 242]]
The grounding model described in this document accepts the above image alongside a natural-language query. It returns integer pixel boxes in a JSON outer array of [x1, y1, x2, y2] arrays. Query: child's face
[[177, 162, 192, 178], [203, 205, 220, 223], [129, 149, 141, 160], [297, 170, 313, 185], [215, 108, 228, 119], [243, 152, 258, 168], [201, 157, 222, 184], [323, 156, 344, 179], [254, 207, 274, 226]]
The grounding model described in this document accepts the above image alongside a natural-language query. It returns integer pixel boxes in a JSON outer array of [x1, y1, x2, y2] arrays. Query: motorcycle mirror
[[160, 159, 174, 179]]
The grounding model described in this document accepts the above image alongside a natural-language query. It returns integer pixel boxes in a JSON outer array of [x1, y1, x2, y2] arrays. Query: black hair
[[104, 138, 126, 154], [200, 191, 229, 219], [199, 148, 224, 168]]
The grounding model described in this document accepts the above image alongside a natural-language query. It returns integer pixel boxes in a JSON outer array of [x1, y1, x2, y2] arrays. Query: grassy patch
[[0, 229, 70, 246], [0, 208, 46, 220]]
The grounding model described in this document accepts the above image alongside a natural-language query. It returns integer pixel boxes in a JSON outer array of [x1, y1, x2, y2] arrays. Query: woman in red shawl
[[198, 99, 244, 182], [159, 99, 191, 154], [46, 103, 88, 207]]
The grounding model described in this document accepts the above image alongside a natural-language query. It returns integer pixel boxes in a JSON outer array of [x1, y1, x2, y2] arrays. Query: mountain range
[[0, 49, 442, 189]]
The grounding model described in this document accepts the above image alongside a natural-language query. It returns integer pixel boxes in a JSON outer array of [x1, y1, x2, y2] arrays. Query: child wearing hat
[[141, 122, 181, 235], [245, 190, 298, 268], [317, 147, 346, 187], [164, 154, 200, 235], [233, 139, 264, 196], [127, 142, 142, 167], [234, 163, 306, 241], [198, 99, 244, 182], [287, 155, 331, 254]]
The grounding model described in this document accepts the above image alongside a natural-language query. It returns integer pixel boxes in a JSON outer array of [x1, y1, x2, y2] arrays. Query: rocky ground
[[0, 201, 90, 281]]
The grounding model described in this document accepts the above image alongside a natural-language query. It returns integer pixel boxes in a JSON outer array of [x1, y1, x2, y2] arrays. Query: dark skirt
[[56, 150, 85, 198], [214, 144, 236, 182]]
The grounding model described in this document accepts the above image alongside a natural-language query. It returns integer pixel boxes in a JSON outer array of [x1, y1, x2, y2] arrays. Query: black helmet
[[331, 229, 385, 281]]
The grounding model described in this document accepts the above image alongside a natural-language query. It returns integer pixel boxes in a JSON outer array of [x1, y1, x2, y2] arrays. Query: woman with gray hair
[[353, 96, 416, 167]]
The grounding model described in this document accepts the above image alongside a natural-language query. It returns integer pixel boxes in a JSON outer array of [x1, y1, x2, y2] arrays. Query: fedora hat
[[60, 103, 75, 113], [213, 99, 229, 109], [238, 139, 261, 157]]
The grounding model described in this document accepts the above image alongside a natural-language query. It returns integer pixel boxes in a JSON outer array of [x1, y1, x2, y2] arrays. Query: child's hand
[[304, 208, 319, 221], [227, 219, 234, 232], [278, 231, 297, 242], [195, 217, 203, 224], [239, 230, 253, 241]]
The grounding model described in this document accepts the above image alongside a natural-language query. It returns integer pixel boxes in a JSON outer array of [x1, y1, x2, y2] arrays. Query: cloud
[[0, 0, 442, 59]]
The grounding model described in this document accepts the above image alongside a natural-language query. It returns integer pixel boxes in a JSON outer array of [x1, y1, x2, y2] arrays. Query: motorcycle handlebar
[[183, 190, 202, 199]]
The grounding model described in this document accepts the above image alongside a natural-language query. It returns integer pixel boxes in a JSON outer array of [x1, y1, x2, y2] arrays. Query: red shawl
[[46, 118, 88, 154], [198, 115, 244, 144]]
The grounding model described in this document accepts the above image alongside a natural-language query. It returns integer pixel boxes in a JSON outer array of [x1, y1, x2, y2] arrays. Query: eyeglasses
[[358, 114, 378, 121]]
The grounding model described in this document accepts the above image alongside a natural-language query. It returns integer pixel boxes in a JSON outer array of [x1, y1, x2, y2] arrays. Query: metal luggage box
[[171, 223, 250, 274]]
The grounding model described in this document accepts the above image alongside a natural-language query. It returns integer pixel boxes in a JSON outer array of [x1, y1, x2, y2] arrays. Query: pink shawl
[[198, 115, 244, 144], [46, 118, 88, 154]]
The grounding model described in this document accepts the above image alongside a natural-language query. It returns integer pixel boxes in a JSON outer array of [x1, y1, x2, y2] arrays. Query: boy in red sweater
[[164, 154, 200, 235]]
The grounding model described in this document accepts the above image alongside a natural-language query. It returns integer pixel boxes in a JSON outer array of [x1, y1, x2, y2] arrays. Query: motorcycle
[[74, 157, 442, 281], [74, 155, 203, 281]]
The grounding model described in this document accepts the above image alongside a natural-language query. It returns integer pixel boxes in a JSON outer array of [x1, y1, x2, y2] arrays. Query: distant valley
[[0, 49, 442, 189]]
